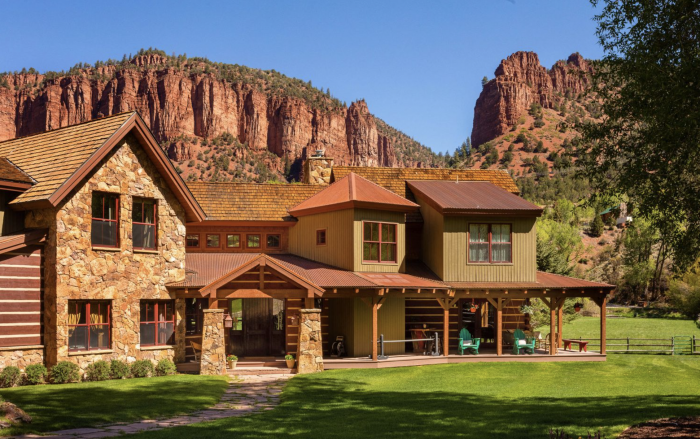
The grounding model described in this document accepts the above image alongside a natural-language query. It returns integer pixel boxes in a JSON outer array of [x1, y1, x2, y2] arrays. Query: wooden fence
[[567, 336, 699, 355]]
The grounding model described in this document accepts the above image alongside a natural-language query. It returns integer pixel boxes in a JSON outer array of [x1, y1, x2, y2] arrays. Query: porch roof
[[448, 271, 615, 291]]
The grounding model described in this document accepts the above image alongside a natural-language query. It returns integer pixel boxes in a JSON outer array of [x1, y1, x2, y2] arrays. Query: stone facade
[[303, 157, 334, 185], [200, 309, 226, 375], [23, 134, 187, 371], [296, 309, 323, 374], [0, 347, 43, 371]]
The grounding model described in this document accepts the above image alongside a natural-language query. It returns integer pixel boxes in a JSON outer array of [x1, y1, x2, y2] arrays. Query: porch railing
[[564, 336, 698, 355], [374, 332, 441, 360]]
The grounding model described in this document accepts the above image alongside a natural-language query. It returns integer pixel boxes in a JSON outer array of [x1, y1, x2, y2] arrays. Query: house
[[0, 112, 614, 375]]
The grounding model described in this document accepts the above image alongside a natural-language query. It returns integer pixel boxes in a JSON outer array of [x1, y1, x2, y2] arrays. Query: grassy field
[[538, 315, 700, 340], [125, 355, 700, 439], [0, 375, 228, 436]]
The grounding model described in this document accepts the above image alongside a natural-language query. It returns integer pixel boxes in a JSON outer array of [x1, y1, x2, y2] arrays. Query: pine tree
[[482, 76, 489, 87]]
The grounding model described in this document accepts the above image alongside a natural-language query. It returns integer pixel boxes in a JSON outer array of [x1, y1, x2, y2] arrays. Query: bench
[[562, 339, 589, 352]]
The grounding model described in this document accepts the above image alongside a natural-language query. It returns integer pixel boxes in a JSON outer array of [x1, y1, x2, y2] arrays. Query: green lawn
[[538, 316, 700, 340], [125, 355, 700, 439], [0, 375, 228, 436]]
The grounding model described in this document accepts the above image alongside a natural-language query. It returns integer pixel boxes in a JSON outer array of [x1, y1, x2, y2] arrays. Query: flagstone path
[[10, 373, 292, 439]]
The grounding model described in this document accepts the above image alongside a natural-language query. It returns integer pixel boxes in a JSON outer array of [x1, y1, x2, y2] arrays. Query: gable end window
[[68, 300, 111, 351], [91, 192, 119, 247], [468, 224, 512, 264], [133, 198, 157, 250], [266, 234, 281, 249], [316, 229, 326, 245], [362, 221, 397, 263], [140, 301, 175, 346]]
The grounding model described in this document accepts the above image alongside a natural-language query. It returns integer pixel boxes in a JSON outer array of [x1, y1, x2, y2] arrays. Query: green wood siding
[[328, 298, 356, 356], [417, 200, 444, 278], [289, 209, 354, 270], [443, 216, 537, 282], [352, 297, 405, 356], [353, 209, 406, 273]]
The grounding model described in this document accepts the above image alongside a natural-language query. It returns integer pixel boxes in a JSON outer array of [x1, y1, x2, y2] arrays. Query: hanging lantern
[[224, 313, 233, 328]]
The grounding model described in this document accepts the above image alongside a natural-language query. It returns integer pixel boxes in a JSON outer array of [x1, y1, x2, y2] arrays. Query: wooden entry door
[[244, 299, 270, 356]]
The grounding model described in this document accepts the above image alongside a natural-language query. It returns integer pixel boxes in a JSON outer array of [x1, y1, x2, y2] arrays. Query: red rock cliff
[[471, 52, 592, 147]]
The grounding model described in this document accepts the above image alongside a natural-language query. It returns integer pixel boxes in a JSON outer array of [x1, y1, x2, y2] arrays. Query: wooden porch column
[[557, 303, 564, 348], [550, 304, 556, 356], [371, 296, 379, 362], [488, 298, 504, 356], [599, 296, 607, 355], [437, 296, 457, 357], [305, 297, 315, 309]]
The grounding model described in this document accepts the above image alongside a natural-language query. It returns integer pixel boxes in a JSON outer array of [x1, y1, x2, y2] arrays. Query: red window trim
[[206, 234, 221, 248], [247, 234, 261, 249], [186, 233, 200, 248], [467, 223, 513, 264], [132, 197, 157, 250], [266, 234, 281, 249], [316, 229, 327, 246], [140, 300, 176, 347], [67, 300, 111, 352], [362, 221, 398, 264], [92, 192, 120, 248], [226, 234, 241, 248]]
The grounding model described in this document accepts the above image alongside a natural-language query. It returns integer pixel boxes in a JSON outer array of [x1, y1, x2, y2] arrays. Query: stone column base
[[201, 309, 226, 375], [296, 308, 324, 374]]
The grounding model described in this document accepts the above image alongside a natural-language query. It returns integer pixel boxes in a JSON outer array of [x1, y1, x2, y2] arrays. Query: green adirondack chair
[[512, 329, 536, 355], [458, 328, 480, 355]]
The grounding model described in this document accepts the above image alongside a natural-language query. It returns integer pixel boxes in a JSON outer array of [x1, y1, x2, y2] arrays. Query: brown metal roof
[[448, 271, 614, 291], [186, 182, 324, 222], [407, 180, 543, 216], [288, 172, 419, 217], [355, 272, 448, 289]]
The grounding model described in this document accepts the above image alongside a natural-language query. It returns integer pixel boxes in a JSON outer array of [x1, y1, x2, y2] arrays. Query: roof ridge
[[186, 181, 320, 188], [0, 111, 137, 146]]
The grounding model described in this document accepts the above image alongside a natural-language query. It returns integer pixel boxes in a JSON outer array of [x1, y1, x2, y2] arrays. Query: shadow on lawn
[[0, 377, 226, 436], [127, 377, 700, 439]]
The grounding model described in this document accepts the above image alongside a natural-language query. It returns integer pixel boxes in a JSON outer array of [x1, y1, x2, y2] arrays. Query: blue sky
[[0, 0, 603, 153]]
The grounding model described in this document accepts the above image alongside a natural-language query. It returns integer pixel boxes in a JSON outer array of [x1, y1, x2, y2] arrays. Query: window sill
[[68, 349, 113, 356], [92, 246, 121, 252], [134, 249, 159, 255], [361, 261, 399, 266], [467, 262, 514, 266], [139, 345, 174, 351]]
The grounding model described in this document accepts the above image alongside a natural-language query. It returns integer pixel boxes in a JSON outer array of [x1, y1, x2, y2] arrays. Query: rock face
[[471, 52, 592, 147], [0, 57, 413, 180]]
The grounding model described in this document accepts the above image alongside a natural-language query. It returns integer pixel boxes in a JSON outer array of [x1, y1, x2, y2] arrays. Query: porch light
[[224, 313, 233, 328]]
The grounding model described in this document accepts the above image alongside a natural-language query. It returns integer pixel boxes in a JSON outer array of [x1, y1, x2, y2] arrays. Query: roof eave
[[289, 200, 419, 218]]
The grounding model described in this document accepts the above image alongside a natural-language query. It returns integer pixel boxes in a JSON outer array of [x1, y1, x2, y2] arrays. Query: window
[[273, 299, 285, 331], [247, 234, 261, 248], [230, 299, 243, 331], [140, 301, 175, 346], [186, 234, 200, 248], [362, 222, 397, 263], [91, 192, 119, 247], [266, 234, 281, 248], [68, 301, 111, 351], [185, 298, 204, 335], [227, 234, 240, 248], [206, 234, 220, 248], [133, 198, 157, 250], [316, 229, 326, 245], [468, 224, 512, 264]]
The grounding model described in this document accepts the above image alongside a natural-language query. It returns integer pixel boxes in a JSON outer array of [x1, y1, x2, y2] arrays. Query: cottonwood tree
[[579, 0, 700, 273]]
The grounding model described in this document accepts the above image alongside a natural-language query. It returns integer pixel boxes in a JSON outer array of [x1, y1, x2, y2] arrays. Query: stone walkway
[[10, 374, 292, 439]]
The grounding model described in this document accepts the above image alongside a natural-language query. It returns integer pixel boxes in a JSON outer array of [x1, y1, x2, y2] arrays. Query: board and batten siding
[[353, 209, 406, 273], [353, 297, 405, 356], [443, 215, 537, 282], [416, 200, 444, 278], [289, 209, 355, 271]]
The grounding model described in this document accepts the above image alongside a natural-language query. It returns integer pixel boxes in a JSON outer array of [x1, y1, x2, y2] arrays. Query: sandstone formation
[[0, 55, 433, 181], [471, 52, 592, 147]]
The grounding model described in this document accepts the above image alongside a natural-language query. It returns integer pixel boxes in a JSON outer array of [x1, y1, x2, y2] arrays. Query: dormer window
[[469, 224, 512, 263], [362, 221, 397, 263]]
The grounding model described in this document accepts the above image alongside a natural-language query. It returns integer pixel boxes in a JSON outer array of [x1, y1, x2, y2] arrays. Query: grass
[[125, 355, 700, 439], [0, 375, 228, 436], [538, 316, 700, 340]]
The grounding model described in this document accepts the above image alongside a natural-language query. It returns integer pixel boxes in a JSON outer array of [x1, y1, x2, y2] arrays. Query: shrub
[[85, 360, 111, 381], [24, 364, 48, 385], [155, 358, 177, 377], [51, 361, 80, 384], [110, 359, 131, 379], [131, 360, 154, 378], [0, 366, 21, 388]]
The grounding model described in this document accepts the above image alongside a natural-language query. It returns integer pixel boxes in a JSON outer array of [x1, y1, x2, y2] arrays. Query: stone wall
[[200, 309, 226, 375], [23, 133, 187, 371], [0, 347, 43, 371], [303, 157, 334, 185], [296, 308, 323, 373]]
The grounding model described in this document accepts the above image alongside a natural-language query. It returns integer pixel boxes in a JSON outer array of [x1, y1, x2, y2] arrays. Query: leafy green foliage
[[24, 364, 47, 385], [50, 361, 80, 384], [130, 360, 154, 378], [669, 270, 700, 319], [0, 366, 21, 388], [589, 214, 605, 237], [155, 359, 177, 377], [110, 360, 131, 379], [580, 0, 700, 273], [85, 360, 111, 382]]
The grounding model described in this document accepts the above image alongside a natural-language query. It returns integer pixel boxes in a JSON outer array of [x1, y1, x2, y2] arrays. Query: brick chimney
[[303, 153, 334, 185]]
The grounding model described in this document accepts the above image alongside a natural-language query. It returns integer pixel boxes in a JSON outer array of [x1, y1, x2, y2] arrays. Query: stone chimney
[[303, 154, 334, 185]]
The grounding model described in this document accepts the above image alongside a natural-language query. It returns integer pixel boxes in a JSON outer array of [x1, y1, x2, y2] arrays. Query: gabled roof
[[186, 182, 324, 222], [332, 166, 520, 196], [407, 180, 543, 217], [0, 157, 34, 192], [0, 112, 205, 221], [288, 172, 419, 217]]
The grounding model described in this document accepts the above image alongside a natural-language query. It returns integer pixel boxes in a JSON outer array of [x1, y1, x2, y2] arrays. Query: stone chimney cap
[[313, 149, 324, 157]]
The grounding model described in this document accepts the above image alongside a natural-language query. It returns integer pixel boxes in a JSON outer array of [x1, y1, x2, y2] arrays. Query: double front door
[[229, 298, 285, 357]]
